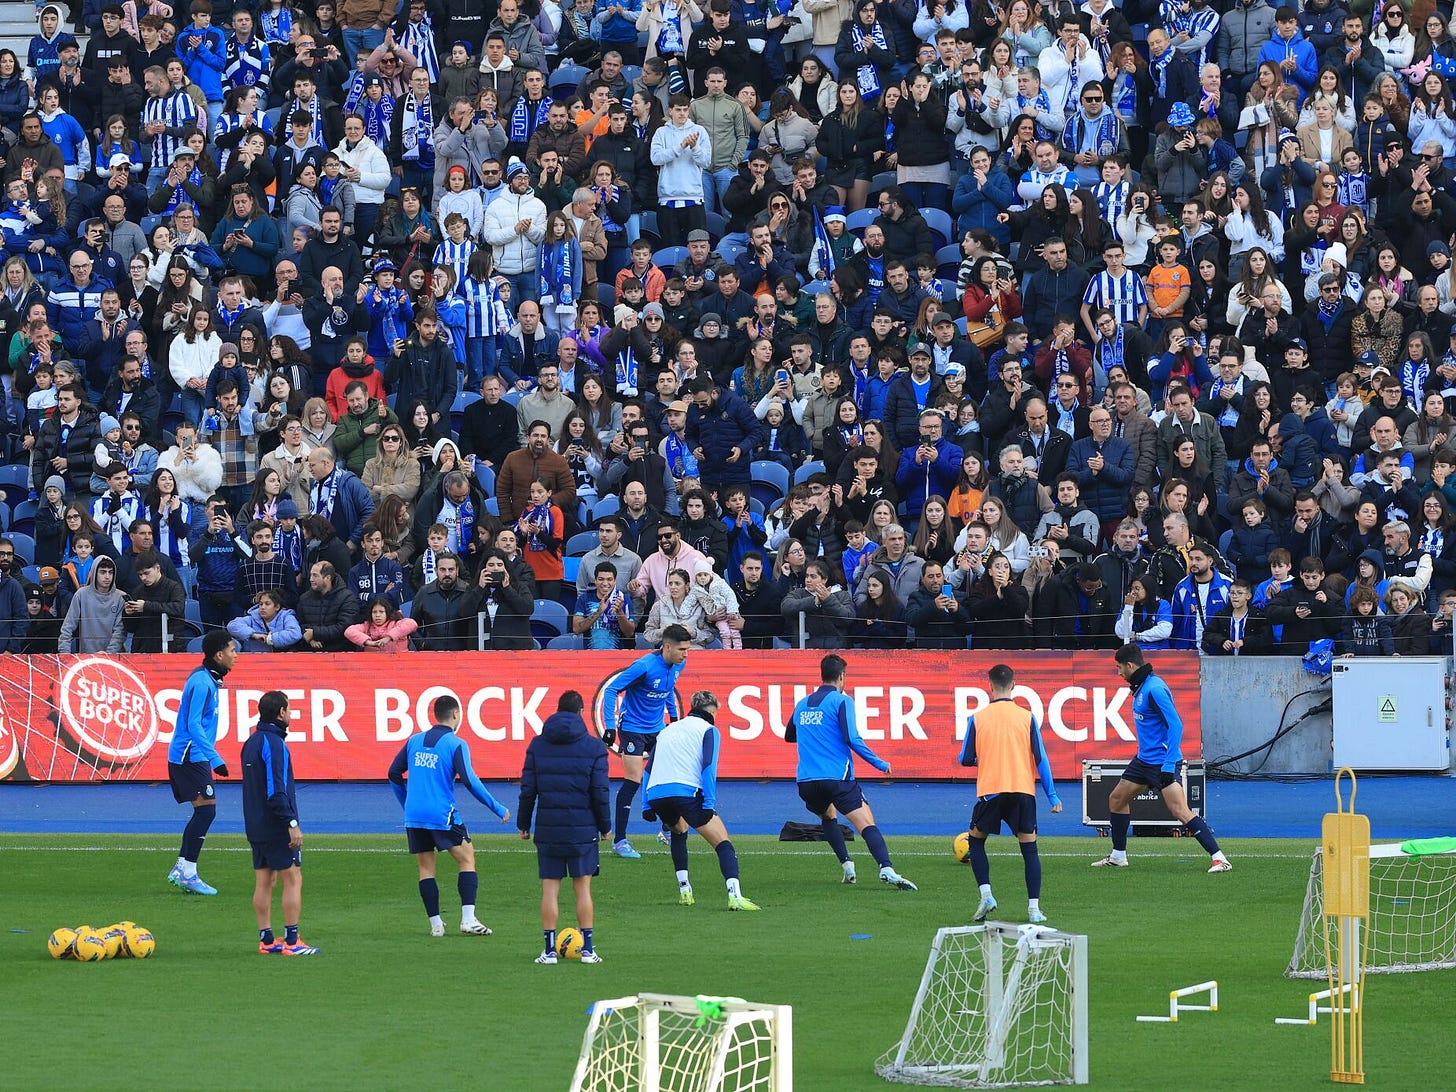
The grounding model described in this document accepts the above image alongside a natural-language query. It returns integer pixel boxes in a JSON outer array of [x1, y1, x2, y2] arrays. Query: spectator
[[1266, 557, 1341, 653], [227, 588, 304, 651], [361, 422, 421, 503], [573, 561, 638, 649], [458, 374, 521, 471], [905, 559, 972, 649], [295, 559, 361, 651], [468, 549, 537, 649], [333, 379, 398, 476], [345, 596, 419, 652], [779, 558, 853, 649], [57, 554, 126, 653], [895, 410, 962, 525], [498, 420, 578, 523], [1066, 406, 1136, 547], [630, 518, 708, 601], [305, 446, 375, 547], [349, 524, 406, 606]]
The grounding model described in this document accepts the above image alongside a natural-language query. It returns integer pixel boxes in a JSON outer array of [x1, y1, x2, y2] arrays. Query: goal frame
[[1287, 841, 1456, 978], [569, 992, 793, 1092], [879, 923, 1089, 1088]]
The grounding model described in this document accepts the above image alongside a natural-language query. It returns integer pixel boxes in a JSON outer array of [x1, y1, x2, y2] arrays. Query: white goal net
[[570, 993, 792, 1092], [1287, 842, 1456, 978], [877, 924, 1088, 1088]]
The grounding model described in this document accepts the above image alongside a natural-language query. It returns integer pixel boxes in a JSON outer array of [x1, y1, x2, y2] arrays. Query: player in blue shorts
[[958, 664, 1063, 924], [240, 691, 318, 955], [643, 690, 760, 911], [518, 690, 612, 965], [786, 654, 917, 890], [599, 624, 690, 858], [388, 695, 512, 937], [1091, 645, 1231, 872], [165, 629, 237, 896]]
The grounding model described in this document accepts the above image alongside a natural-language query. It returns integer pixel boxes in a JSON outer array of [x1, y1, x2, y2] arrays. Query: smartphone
[[776, 368, 790, 386], [1029, 545, 1049, 559], [996, 261, 1014, 281], [941, 583, 953, 599]]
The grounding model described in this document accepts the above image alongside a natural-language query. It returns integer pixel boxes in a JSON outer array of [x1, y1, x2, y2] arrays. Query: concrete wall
[[1200, 657, 1334, 775]]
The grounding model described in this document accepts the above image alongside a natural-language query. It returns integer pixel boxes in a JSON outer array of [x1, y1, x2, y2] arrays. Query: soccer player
[[388, 695, 512, 937], [643, 690, 760, 911], [958, 664, 1063, 924], [1092, 644, 1231, 872], [786, 654, 917, 890], [517, 690, 612, 965], [240, 691, 318, 956], [166, 629, 237, 895], [599, 624, 691, 858]]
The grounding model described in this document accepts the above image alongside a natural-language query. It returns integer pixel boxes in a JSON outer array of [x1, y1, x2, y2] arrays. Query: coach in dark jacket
[[295, 560, 360, 651], [685, 380, 759, 492], [517, 694, 611, 857], [241, 695, 300, 846]]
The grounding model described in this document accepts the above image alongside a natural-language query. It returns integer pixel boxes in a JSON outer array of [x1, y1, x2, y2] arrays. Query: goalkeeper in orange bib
[[958, 663, 1063, 924]]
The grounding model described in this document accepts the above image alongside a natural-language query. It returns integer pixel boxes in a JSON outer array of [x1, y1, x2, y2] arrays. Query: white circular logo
[[58, 658, 159, 763]]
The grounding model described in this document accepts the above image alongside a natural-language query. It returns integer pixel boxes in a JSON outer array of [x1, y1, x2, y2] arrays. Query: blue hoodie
[[1278, 411, 1318, 487], [1257, 27, 1318, 101]]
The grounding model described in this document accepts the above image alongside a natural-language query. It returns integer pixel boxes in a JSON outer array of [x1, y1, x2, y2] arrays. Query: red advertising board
[[0, 650, 1201, 783]]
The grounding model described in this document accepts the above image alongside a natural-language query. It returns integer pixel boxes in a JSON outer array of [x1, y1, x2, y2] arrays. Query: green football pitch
[[2, 834, 1451, 1090]]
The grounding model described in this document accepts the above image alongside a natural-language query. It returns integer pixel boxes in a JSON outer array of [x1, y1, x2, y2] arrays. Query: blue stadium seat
[[935, 243, 963, 267], [1219, 529, 1234, 558], [591, 494, 619, 521], [11, 498, 37, 525], [566, 530, 600, 555], [620, 65, 643, 85], [704, 210, 728, 240], [185, 599, 201, 626], [846, 208, 878, 235], [868, 170, 897, 195], [794, 460, 826, 485], [550, 63, 590, 96], [530, 599, 571, 642], [563, 557, 580, 584], [485, 497, 500, 516], [750, 460, 790, 510], [0, 464, 30, 509], [399, 600, 412, 619], [923, 208, 953, 250], [473, 462, 495, 496], [547, 634, 584, 650], [717, 240, 746, 266], [801, 279, 829, 297], [8, 532, 34, 566], [653, 245, 688, 270]]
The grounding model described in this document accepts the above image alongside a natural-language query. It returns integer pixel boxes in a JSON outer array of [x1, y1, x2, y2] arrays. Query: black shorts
[[971, 793, 1037, 837], [538, 843, 600, 880], [798, 779, 866, 818], [649, 794, 716, 830], [618, 730, 659, 758], [168, 761, 215, 804], [406, 823, 471, 854], [1122, 758, 1183, 791], [251, 840, 301, 872]]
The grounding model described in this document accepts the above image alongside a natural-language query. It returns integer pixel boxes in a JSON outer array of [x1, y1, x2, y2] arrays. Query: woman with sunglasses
[[1373, 5, 1415, 73], [361, 423, 422, 502]]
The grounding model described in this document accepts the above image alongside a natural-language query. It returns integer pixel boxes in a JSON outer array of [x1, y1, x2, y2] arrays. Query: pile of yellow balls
[[48, 923, 155, 961]]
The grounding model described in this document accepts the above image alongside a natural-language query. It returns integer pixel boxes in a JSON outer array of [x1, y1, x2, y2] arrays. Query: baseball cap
[[909, 345, 932, 360], [1286, 337, 1308, 351], [1356, 350, 1380, 368], [108, 152, 132, 169], [667, 399, 690, 413], [944, 362, 966, 377], [932, 312, 956, 326], [37, 566, 59, 585]]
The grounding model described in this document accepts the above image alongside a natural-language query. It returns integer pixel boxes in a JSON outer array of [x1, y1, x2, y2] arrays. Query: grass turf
[[1, 834, 1452, 1090]]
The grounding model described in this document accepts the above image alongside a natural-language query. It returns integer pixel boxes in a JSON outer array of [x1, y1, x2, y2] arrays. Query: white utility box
[[1331, 657, 1450, 771]]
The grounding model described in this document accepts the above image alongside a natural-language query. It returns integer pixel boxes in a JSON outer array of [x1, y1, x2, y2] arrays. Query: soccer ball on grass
[[557, 928, 584, 960], [47, 928, 78, 960], [72, 927, 108, 961]]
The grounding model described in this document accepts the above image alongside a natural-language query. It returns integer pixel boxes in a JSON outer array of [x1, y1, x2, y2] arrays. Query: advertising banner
[[0, 651, 1201, 783]]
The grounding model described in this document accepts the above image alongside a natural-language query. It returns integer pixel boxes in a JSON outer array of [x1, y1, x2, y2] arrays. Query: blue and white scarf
[[162, 166, 204, 215], [658, 0, 685, 54], [851, 21, 888, 100], [217, 298, 247, 332], [273, 523, 303, 573], [1062, 109, 1121, 160], [1338, 170, 1371, 215], [1209, 375, 1243, 427], [343, 70, 368, 113], [595, 183, 622, 234], [1151, 44, 1175, 99], [1054, 396, 1078, 435], [311, 468, 338, 521], [420, 547, 438, 586], [360, 93, 395, 148], [371, 286, 410, 349], [225, 32, 270, 91], [664, 431, 692, 477], [401, 91, 434, 165], [1016, 89, 1055, 141], [1112, 73, 1138, 124], [539, 239, 575, 306], [522, 501, 553, 551], [445, 495, 476, 553], [401, 16, 441, 83], [1096, 323, 1124, 377], [510, 95, 552, 144], [614, 346, 638, 395], [260, 4, 292, 45]]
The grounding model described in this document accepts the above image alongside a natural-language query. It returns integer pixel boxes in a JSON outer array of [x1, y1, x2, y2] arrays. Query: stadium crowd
[[6, 0, 1456, 656]]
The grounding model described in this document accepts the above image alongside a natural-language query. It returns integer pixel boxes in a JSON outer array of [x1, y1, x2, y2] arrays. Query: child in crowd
[[692, 557, 742, 649]]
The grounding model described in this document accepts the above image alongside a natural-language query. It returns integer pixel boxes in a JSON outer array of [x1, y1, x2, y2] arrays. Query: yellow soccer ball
[[72, 928, 108, 962], [48, 928, 78, 960], [124, 927, 155, 959], [953, 831, 972, 862], [100, 925, 128, 959], [556, 927, 584, 960]]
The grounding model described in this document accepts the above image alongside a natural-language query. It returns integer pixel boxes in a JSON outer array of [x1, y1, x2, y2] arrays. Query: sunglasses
[[657, 533, 678, 541]]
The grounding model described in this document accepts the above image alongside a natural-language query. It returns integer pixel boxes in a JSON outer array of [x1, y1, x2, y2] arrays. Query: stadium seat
[[8, 532, 34, 566], [563, 556, 579, 584], [530, 599, 571, 642], [0, 464, 30, 508], [935, 243, 963, 267], [11, 498, 37, 525], [0, 500, 8, 531], [473, 462, 495, 496], [185, 599, 201, 627], [185, 637, 205, 654], [1219, 529, 1234, 558], [750, 460, 790, 510], [653, 245, 688, 270], [550, 63, 590, 97], [399, 600, 412, 619], [801, 279, 829, 297], [596, 283, 616, 309], [704, 210, 728, 240], [591, 494, 619, 521], [547, 634, 584, 650], [502, 389, 523, 407], [794, 460, 826, 485], [955, 317, 968, 335], [485, 497, 500, 516], [566, 530, 600, 555], [716, 240, 746, 266], [868, 170, 897, 196], [846, 208, 877, 235], [922, 208, 953, 250], [450, 392, 481, 436], [620, 65, 643, 85], [748, 497, 765, 516]]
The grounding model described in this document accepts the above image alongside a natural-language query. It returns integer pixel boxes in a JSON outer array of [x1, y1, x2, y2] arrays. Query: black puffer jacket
[[295, 580, 361, 651], [517, 709, 611, 855]]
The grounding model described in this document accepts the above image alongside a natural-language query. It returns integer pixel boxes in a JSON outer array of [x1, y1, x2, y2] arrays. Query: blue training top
[[786, 684, 889, 783], [388, 726, 509, 830], [167, 664, 224, 768], [600, 650, 683, 736], [1128, 665, 1185, 771]]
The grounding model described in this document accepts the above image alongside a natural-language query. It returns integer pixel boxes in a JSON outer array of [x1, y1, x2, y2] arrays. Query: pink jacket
[[344, 616, 418, 652]]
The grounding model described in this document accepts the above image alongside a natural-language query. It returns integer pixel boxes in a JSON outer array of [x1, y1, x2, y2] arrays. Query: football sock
[[966, 836, 991, 886], [181, 805, 215, 863], [284, 924, 298, 945], [581, 927, 594, 953], [458, 871, 479, 918], [419, 878, 441, 918], [1029, 898, 1040, 911], [180, 859, 198, 880], [714, 839, 740, 881], [175, 855, 186, 872], [1185, 815, 1222, 857], [676, 869, 690, 886], [670, 830, 689, 872], [820, 817, 849, 863], [260, 928, 274, 944], [861, 825, 892, 869], [727, 877, 742, 898], [1110, 812, 1131, 853], [614, 781, 639, 843], [544, 929, 555, 954], [1021, 841, 1042, 899]]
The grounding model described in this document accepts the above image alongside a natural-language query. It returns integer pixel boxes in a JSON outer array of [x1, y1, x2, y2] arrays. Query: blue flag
[[810, 206, 836, 280]]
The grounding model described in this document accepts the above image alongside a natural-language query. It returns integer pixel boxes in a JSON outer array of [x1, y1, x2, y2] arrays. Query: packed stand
[[3, 0, 1455, 656]]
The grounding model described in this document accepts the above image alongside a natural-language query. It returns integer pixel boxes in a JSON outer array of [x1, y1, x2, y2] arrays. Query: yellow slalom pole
[[1321, 768, 1369, 1084]]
